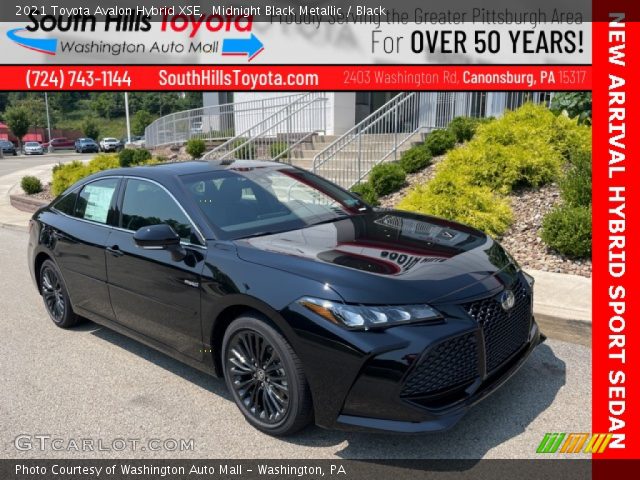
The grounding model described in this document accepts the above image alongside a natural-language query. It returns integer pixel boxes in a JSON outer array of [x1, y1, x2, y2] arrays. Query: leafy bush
[[350, 182, 379, 206], [541, 205, 592, 258], [399, 145, 432, 174], [21, 176, 43, 195], [369, 162, 406, 196], [186, 138, 206, 159], [118, 149, 136, 167], [395, 103, 592, 236], [550, 92, 592, 125], [133, 149, 152, 164], [52, 154, 122, 195], [437, 140, 562, 194], [447, 117, 484, 143], [232, 139, 255, 159], [397, 180, 513, 237], [424, 129, 456, 156], [560, 151, 591, 207], [270, 141, 289, 160]]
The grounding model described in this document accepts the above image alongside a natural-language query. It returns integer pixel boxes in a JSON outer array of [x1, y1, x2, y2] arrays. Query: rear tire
[[222, 316, 313, 436], [39, 259, 79, 328]]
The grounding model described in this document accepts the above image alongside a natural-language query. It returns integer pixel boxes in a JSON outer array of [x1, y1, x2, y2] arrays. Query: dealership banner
[[0, 0, 638, 479]]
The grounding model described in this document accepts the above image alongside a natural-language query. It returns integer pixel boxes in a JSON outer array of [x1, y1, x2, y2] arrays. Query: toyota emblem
[[500, 290, 516, 311]]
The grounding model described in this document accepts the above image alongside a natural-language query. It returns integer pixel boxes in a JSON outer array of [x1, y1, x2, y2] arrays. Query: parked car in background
[[0, 140, 17, 156], [24, 142, 44, 155], [28, 159, 543, 436], [43, 138, 75, 151], [75, 138, 99, 153], [123, 135, 145, 148], [100, 137, 122, 152]]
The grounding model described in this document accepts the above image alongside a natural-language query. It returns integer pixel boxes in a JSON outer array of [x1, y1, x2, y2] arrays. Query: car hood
[[235, 210, 519, 305]]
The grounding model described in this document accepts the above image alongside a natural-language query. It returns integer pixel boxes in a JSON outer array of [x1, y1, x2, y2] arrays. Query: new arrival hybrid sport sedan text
[[28, 160, 543, 436]]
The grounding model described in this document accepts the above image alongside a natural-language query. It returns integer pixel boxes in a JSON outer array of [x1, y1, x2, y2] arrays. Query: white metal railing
[[312, 92, 426, 188], [312, 92, 555, 189], [203, 92, 328, 162], [144, 94, 308, 148]]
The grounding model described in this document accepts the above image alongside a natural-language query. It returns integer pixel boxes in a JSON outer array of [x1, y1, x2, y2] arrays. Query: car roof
[[92, 159, 289, 182]]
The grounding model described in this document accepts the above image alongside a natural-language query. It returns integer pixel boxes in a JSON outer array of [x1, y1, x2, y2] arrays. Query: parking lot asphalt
[[0, 227, 591, 460]]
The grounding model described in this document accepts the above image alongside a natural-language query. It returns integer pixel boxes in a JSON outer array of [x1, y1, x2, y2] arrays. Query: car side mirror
[[134, 224, 186, 261], [134, 224, 181, 248]]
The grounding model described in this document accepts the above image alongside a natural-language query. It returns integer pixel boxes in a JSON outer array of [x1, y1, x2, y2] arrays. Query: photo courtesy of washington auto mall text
[[0, 0, 636, 479]]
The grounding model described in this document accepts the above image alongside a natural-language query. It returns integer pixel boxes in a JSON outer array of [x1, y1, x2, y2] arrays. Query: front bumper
[[283, 273, 542, 433]]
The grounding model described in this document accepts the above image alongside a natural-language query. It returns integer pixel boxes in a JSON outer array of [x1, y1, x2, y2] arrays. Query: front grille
[[401, 332, 478, 397], [465, 280, 532, 372]]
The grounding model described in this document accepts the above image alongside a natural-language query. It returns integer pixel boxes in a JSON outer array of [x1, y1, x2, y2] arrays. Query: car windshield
[[180, 166, 369, 240]]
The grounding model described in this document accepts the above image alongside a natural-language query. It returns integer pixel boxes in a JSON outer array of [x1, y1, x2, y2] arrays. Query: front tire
[[222, 316, 313, 436], [39, 259, 79, 328]]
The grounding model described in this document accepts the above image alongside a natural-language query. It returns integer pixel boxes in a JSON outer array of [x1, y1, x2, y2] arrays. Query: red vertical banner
[[592, 2, 640, 471]]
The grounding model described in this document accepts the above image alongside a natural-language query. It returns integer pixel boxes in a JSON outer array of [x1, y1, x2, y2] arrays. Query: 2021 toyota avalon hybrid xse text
[[28, 160, 544, 436]]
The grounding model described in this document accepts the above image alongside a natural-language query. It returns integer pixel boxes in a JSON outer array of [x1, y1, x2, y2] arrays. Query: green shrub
[[21, 176, 43, 195], [350, 182, 379, 206], [550, 92, 592, 125], [399, 145, 432, 174], [52, 155, 120, 196], [541, 205, 592, 258], [369, 162, 406, 196], [424, 129, 456, 156], [118, 149, 136, 167], [437, 140, 562, 194], [397, 180, 513, 237], [270, 141, 289, 160], [186, 138, 206, 159], [133, 148, 152, 164], [232, 138, 255, 159], [560, 151, 591, 207], [448, 117, 482, 143]]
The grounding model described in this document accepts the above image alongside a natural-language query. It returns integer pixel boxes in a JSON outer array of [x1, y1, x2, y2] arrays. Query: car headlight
[[298, 297, 443, 330]]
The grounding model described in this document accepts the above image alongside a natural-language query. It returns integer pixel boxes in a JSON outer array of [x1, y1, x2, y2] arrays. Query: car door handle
[[106, 245, 124, 257]]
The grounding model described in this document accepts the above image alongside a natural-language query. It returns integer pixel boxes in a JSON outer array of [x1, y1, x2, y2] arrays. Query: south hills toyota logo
[[7, 11, 263, 60]]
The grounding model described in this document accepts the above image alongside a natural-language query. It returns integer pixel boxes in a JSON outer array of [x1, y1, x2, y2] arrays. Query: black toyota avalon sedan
[[28, 160, 543, 436]]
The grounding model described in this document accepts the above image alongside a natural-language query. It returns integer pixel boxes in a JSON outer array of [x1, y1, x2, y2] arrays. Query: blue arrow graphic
[[222, 33, 264, 61], [7, 28, 57, 55]]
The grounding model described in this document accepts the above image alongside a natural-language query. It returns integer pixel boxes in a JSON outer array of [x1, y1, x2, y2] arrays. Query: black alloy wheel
[[222, 316, 313, 436], [228, 329, 289, 424], [39, 259, 79, 328]]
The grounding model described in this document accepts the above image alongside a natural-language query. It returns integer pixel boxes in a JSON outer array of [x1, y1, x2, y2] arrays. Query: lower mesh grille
[[400, 333, 478, 397], [465, 280, 532, 373]]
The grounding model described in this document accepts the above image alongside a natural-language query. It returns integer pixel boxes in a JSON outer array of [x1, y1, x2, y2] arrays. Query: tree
[[550, 92, 592, 125], [131, 110, 154, 136], [82, 119, 100, 140], [91, 93, 124, 119], [4, 106, 31, 149]]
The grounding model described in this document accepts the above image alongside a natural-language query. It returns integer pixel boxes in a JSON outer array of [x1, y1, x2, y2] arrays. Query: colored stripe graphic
[[538, 433, 614, 454], [6, 28, 57, 55]]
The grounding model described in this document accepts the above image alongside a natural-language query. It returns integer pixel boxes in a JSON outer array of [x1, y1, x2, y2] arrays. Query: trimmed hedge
[[186, 139, 206, 159], [396, 103, 592, 237], [21, 176, 43, 195], [397, 177, 513, 237], [447, 116, 489, 143], [118, 149, 136, 167], [270, 141, 289, 160], [52, 153, 158, 196], [369, 162, 406, 196], [399, 145, 432, 174], [424, 129, 456, 156], [350, 182, 379, 206], [541, 205, 592, 258], [560, 150, 591, 207]]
